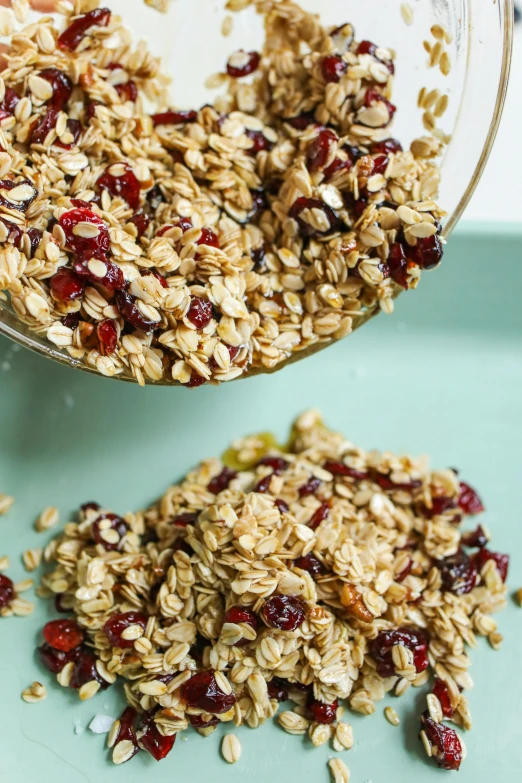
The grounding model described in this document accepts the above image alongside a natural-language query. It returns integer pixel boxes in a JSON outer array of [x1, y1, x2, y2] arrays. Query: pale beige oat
[[221, 733, 241, 763], [22, 681, 47, 703], [0, 494, 14, 516], [328, 758, 350, 783], [400, 3, 414, 26], [384, 706, 400, 726], [222, 15, 234, 37], [144, 0, 170, 11], [516, 588, 522, 606], [0, 556, 9, 570], [36, 507, 59, 532], [22, 547, 43, 572]]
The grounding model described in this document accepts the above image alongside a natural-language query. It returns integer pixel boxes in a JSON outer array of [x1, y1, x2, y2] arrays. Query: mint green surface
[[1, 225, 521, 783]]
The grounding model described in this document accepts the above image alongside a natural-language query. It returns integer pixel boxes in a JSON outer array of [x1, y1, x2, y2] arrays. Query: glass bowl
[[0, 0, 513, 383]]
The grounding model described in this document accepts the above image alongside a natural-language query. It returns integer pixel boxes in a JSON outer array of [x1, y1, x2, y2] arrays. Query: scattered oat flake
[[222, 14, 234, 36], [36, 507, 59, 532], [384, 706, 400, 726], [221, 733, 241, 763], [329, 758, 350, 783], [400, 3, 414, 25], [516, 588, 522, 606], [0, 495, 14, 516], [22, 682, 47, 703], [22, 548, 43, 572], [0, 556, 9, 571]]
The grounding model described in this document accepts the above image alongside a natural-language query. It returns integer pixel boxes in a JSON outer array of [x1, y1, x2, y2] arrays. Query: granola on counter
[[0, 0, 445, 386]]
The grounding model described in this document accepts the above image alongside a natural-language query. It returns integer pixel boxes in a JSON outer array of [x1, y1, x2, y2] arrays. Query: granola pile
[[36, 411, 508, 771], [0, 0, 445, 386]]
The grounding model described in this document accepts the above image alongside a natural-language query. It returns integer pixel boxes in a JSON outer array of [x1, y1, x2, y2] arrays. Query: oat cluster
[[36, 411, 508, 770], [0, 0, 445, 386]]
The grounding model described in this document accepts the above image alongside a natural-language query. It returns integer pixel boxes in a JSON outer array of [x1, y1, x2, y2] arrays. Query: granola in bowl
[[35, 411, 508, 772], [0, 0, 445, 386]]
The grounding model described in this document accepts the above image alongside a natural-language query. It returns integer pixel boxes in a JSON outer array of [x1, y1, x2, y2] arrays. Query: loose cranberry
[[61, 313, 80, 330], [131, 211, 151, 237], [433, 679, 454, 718], [147, 184, 166, 210], [70, 650, 108, 689], [289, 197, 341, 236], [138, 710, 176, 761], [308, 697, 338, 725], [71, 198, 94, 209], [189, 714, 219, 729], [457, 481, 484, 515], [55, 594, 71, 613], [208, 467, 237, 494], [287, 112, 316, 130], [309, 501, 330, 530], [54, 119, 81, 150], [473, 549, 509, 582], [357, 40, 377, 56], [0, 573, 15, 607], [104, 611, 147, 649], [116, 80, 138, 102], [30, 106, 59, 144], [39, 68, 73, 110], [262, 594, 307, 631], [0, 179, 37, 212], [58, 8, 112, 51], [299, 476, 321, 497], [74, 255, 124, 292], [421, 496, 457, 518], [227, 50, 260, 78], [249, 188, 268, 219], [59, 208, 110, 259], [224, 606, 258, 645], [116, 289, 157, 332], [43, 619, 84, 652], [152, 110, 198, 126], [0, 86, 20, 116], [370, 627, 429, 677], [375, 474, 422, 492], [25, 227, 43, 256], [257, 456, 289, 474], [267, 679, 288, 702], [275, 498, 289, 513], [184, 373, 206, 389], [372, 138, 403, 155], [87, 100, 103, 122], [438, 551, 478, 595], [323, 157, 352, 180], [92, 512, 128, 550], [306, 129, 338, 172], [197, 227, 220, 248], [254, 474, 272, 493], [38, 642, 82, 673], [177, 217, 192, 232], [186, 297, 213, 329], [50, 268, 85, 302], [170, 149, 185, 165], [172, 512, 198, 527], [461, 525, 488, 549], [323, 460, 369, 480], [364, 88, 396, 122], [407, 234, 443, 270], [181, 670, 236, 714], [388, 242, 409, 289], [420, 713, 462, 771], [294, 553, 323, 577], [98, 163, 141, 211], [113, 707, 139, 761], [246, 129, 273, 154], [321, 54, 347, 83], [372, 154, 389, 175]]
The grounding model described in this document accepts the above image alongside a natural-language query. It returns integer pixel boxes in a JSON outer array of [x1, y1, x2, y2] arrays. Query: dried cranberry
[[257, 456, 289, 474], [98, 163, 141, 211], [473, 549, 509, 582], [116, 290, 158, 332], [189, 714, 219, 729], [50, 268, 85, 302], [294, 553, 323, 577], [184, 373, 206, 389], [321, 54, 347, 83], [147, 184, 165, 210], [461, 525, 488, 549], [421, 496, 457, 518], [394, 556, 413, 583], [87, 100, 103, 121], [54, 119, 81, 150], [181, 670, 236, 714], [457, 481, 484, 515], [197, 227, 220, 248], [30, 106, 59, 144], [138, 710, 176, 761], [0, 179, 37, 212], [0, 86, 20, 115], [432, 679, 454, 718], [439, 551, 478, 595], [407, 234, 443, 270], [357, 40, 377, 56], [420, 713, 462, 771], [287, 112, 316, 130], [58, 8, 112, 51], [152, 110, 198, 126], [43, 619, 84, 652], [208, 467, 237, 494], [267, 679, 288, 702], [39, 68, 73, 109], [372, 138, 403, 155], [308, 697, 338, 724], [246, 129, 273, 154], [25, 228, 43, 256], [70, 650, 108, 689], [364, 88, 396, 122], [275, 498, 289, 513], [116, 80, 138, 102], [224, 606, 258, 645], [289, 197, 341, 236], [372, 154, 388, 175], [186, 297, 213, 329], [55, 594, 71, 613], [81, 501, 101, 512], [131, 211, 151, 237], [306, 129, 338, 172], [227, 50, 260, 78], [370, 627, 429, 677], [104, 611, 147, 649], [299, 476, 321, 497], [324, 460, 369, 480], [38, 642, 82, 673], [375, 475, 422, 492], [172, 512, 198, 527], [92, 512, 128, 550], [61, 313, 80, 329], [309, 501, 330, 530], [249, 188, 268, 219], [262, 594, 307, 631], [0, 573, 15, 607], [59, 208, 110, 259], [113, 707, 139, 761], [324, 157, 352, 180], [388, 242, 409, 289]]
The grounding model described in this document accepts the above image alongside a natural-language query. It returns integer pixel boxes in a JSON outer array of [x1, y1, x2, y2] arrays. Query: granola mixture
[[36, 411, 508, 771], [0, 0, 445, 387]]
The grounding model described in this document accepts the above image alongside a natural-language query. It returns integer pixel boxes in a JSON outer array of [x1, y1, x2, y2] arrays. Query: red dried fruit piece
[[172, 512, 198, 527], [294, 553, 323, 577], [70, 650, 108, 689], [189, 714, 220, 729], [30, 107, 59, 144], [461, 525, 488, 549], [152, 110, 198, 126], [116, 289, 157, 332], [104, 611, 147, 649], [38, 641, 82, 673], [357, 40, 377, 56], [147, 184, 166, 211], [375, 474, 422, 492], [364, 88, 396, 121], [267, 679, 288, 702], [227, 50, 260, 78], [208, 467, 237, 494], [421, 496, 457, 518], [224, 606, 258, 646], [407, 234, 443, 270], [289, 197, 341, 236], [420, 713, 462, 771], [257, 456, 289, 474], [309, 501, 330, 530], [0, 573, 15, 607], [394, 556, 413, 583], [246, 129, 273, 154], [439, 550, 478, 595], [92, 512, 128, 550], [197, 227, 220, 248], [254, 474, 272, 494], [262, 594, 307, 631], [308, 697, 338, 725], [387, 241, 409, 289], [98, 163, 141, 211], [457, 481, 484, 515], [0, 86, 20, 116], [324, 460, 369, 480], [58, 8, 112, 51], [131, 211, 151, 238], [321, 54, 348, 83], [323, 157, 352, 180], [372, 138, 403, 155], [138, 710, 176, 761], [43, 618, 84, 652], [59, 208, 110, 258], [372, 153, 389, 175], [81, 501, 101, 512], [186, 297, 213, 329], [249, 188, 268, 220], [287, 112, 316, 130], [74, 256, 124, 292], [306, 129, 338, 172], [113, 707, 140, 761], [39, 68, 73, 109], [50, 268, 85, 302], [0, 179, 37, 212], [181, 670, 236, 714], [116, 80, 138, 102], [433, 679, 454, 718], [473, 548, 509, 582], [299, 476, 321, 497], [55, 594, 71, 613], [184, 373, 206, 389], [56, 119, 82, 150], [61, 313, 80, 329], [370, 627, 429, 677], [275, 498, 289, 514]]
